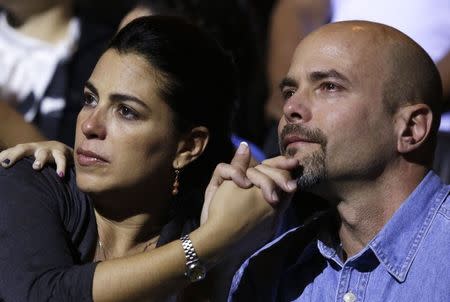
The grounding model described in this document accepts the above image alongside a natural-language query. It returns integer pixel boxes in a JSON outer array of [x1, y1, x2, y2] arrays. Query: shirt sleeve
[[0, 159, 97, 302]]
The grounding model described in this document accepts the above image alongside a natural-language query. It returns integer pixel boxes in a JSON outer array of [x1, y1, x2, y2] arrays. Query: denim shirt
[[228, 172, 450, 302]]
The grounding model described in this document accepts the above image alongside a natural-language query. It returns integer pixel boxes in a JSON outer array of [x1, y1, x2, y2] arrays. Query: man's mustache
[[279, 123, 328, 155]]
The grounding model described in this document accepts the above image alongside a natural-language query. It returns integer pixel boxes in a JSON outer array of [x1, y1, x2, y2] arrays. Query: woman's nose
[[80, 108, 107, 140]]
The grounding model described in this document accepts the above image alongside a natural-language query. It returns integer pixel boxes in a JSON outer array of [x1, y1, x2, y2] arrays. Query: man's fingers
[[253, 164, 297, 193], [246, 167, 281, 205], [261, 156, 299, 170]]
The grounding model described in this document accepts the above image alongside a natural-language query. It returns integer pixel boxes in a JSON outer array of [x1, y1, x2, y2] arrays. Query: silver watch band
[[180, 234, 199, 265]]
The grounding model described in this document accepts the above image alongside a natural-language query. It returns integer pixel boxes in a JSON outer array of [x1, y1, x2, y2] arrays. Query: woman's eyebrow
[[109, 93, 149, 109]]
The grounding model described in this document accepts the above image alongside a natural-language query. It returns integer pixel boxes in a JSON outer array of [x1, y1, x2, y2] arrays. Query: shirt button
[[343, 292, 357, 302]]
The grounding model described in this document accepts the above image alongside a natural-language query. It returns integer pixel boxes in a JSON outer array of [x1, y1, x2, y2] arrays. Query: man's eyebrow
[[309, 69, 350, 83], [84, 81, 98, 96], [279, 77, 298, 91]]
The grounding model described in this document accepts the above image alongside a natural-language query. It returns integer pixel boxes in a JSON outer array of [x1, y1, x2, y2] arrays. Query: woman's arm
[[0, 145, 296, 301]]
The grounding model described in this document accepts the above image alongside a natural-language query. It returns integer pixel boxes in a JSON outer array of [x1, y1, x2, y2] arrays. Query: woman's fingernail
[[236, 141, 249, 154], [33, 161, 41, 169], [1, 159, 10, 166], [58, 171, 65, 178]]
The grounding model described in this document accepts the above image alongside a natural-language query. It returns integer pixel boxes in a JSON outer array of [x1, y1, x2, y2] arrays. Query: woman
[[119, 0, 268, 153], [0, 15, 278, 302]]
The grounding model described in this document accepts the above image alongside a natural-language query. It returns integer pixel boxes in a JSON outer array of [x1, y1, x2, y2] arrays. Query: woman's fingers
[[0, 143, 34, 168], [32, 148, 52, 170], [0, 141, 73, 177], [52, 149, 69, 177], [202, 142, 252, 224]]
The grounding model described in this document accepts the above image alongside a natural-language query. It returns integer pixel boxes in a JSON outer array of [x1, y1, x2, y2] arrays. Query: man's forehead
[[288, 26, 387, 82]]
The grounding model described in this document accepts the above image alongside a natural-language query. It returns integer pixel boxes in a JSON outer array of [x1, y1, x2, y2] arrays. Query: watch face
[[187, 262, 206, 282]]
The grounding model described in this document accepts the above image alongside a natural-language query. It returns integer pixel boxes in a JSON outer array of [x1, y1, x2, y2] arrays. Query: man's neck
[[8, 2, 73, 44], [331, 164, 429, 259]]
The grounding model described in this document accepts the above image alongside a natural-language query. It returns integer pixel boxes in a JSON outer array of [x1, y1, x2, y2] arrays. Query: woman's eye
[[118, 104, 138, 120], [83, 93, 97, 106]]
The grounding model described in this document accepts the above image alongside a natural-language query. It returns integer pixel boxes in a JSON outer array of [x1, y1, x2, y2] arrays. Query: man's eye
[[282, 89, 295, 100], [321, 82, 339, 91], [118, 104, 138, 120]]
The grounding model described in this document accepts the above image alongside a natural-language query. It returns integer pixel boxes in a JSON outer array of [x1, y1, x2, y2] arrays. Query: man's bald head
[[306, 21, 443, 148]]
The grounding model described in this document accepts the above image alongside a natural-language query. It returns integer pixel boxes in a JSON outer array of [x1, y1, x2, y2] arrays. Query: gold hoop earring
[[172, 169, 180, 195]]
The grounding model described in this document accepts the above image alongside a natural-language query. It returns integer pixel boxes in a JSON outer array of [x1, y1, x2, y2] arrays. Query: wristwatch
[[180, 234, 206, 282]]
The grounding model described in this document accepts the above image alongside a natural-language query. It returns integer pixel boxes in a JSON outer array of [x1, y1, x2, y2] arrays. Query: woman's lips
[[76, 148, 108, 166]]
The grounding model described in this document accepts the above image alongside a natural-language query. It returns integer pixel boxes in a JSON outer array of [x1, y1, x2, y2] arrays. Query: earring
[[172, 169, 180, 195]]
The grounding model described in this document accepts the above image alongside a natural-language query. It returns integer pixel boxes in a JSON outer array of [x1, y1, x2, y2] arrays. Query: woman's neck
[[92, 193, 172, 259], [8, 1, 73, 44], [94, 210, 162, 259]]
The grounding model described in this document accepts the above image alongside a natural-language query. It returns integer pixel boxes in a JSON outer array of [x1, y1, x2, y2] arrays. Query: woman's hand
[[202, 142, 299, 224], [0, 141, 73, 177], [198, 142, 300, 267]]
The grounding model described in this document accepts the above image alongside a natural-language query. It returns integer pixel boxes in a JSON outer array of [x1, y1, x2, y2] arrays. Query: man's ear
[[395, 103, 433, 154], [173, 126, 209, 169]]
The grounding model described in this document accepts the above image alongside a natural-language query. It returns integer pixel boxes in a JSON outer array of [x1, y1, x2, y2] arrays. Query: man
[[263, 0, 450, 184], [210, 21, 450, 301]]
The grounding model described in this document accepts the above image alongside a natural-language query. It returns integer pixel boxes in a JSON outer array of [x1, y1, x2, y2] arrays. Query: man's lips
[[282, 135, 315, 150], [76, 148, 109, 166]]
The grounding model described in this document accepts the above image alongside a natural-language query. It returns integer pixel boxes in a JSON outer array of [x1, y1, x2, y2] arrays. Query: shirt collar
[[368, 171, 449, 282]]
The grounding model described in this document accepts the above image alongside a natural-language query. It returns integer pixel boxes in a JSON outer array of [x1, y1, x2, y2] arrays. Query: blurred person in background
[[0, 0, 122, 149]]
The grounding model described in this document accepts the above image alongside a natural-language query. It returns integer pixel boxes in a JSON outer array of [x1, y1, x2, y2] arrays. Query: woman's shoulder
[[0, 157, 93, 227], [0, 157, 76, 200], [0, 157, 97, 260]]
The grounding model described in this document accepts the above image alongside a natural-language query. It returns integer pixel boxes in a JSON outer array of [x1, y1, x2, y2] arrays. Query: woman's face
[[74, 49, 180, 196]]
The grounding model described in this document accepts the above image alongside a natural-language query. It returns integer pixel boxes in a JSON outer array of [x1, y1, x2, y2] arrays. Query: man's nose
[[282, 90, 312, 124]]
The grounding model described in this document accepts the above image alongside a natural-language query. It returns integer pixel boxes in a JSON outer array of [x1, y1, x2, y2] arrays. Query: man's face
[[278, 25, 397, 196]]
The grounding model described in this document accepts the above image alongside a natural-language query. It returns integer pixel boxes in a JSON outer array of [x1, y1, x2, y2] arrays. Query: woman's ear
[[173, 126, 209, 169], [395, 103, 433, 154]]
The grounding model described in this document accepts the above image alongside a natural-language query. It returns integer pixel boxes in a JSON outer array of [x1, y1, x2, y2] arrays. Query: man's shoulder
[[228, 211, 328, 301], [434, 181, 450, 226]]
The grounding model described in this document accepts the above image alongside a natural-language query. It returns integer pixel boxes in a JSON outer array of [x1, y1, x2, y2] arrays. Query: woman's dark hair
[[135, 0, 267, 145], [108, 15, 236, 242]]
